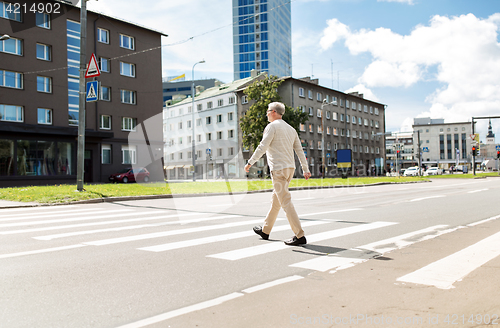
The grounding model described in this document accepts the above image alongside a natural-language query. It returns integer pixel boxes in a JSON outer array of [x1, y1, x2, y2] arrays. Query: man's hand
[[304, 172, 311, 180], [244, 164, 252, 173]]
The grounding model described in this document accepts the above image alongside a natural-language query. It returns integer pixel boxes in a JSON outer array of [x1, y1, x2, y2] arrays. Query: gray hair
[[269, 102, 285, 115]]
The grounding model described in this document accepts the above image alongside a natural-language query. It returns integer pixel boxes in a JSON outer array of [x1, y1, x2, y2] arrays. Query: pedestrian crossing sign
[[86, 81, 99, 102]]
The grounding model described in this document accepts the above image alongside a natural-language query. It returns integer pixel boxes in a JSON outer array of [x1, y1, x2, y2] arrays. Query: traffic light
[[396, 150, 400, 158], [497, 151, 500, 159], [472, 146, 477, 156]]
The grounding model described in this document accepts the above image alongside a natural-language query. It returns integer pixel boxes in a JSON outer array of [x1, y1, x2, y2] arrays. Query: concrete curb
[[0, 180, 430, 209]]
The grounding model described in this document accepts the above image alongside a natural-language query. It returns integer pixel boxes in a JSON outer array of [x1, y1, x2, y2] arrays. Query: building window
[[178, 121, 183, 130], [121, 145, 136, 164], [37, 76, 51, 93], [36, 43, 51, 61], [218, 99, 224, 107], [100, 86, 111, 101], [299, 87, 305, 97], [102, 145, 111, 164], [317, 108, 322, 118], [309, 124, 313, 133], [317, 92, 322, 101], [207, 101, 213, 109], [216, 114, 222, 123], [228, 129, 235, 138], [0, 1, 21, 21], [228, 112, 234, 121], [120, 62, 136, 77], [100, 57, 110, 73], [300, 123, 305, 132], [217, 131, 223, 140], [1, 70, 23, 89], [121, 117, 137, 131], [346, 100, 350, 108], [0, 104, 23, 122], [352, 102, 356, 110], [229, 96, 235, 104], [120, 90, 136, 104], [326, 111, 330, 119], [120, 34, 135, 50], [197, 104, 202, 111], [37, 108, 52, 125], [242, 95, 248, 104], [206, 116, 212, 125], [217, 148, 223, 157], [308, 107, 313, 116], [0, 37, 22, 55], [36, 12, 50, 29], [308, 90, 313, 99], [100, 115, 111, 130], [98, 28, 109, 44], [206, 133, 212, 141], [332, 96, 338, 105], [332, 112, 338, 121]]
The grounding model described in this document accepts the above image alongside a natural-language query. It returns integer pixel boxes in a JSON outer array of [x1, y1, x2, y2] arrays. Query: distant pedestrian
[[244, 102, 311, 246]]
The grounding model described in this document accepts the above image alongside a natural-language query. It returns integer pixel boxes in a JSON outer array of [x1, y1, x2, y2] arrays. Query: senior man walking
[[244, 102, 311, 246]]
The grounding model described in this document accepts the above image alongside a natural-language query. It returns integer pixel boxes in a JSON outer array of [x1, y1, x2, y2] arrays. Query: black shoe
[[253, 226, 269, 240], [284, 236, 307, 246]]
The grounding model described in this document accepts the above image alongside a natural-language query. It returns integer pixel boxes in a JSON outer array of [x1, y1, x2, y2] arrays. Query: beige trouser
[[262, 168, 305, 238]]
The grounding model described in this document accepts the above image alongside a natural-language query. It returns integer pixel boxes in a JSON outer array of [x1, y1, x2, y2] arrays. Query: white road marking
[[0, 212, 191, 235], [289, 225, 448, 272], [0, 209, 133, 228], [0, 244, 87, 259], [82, 216, 269, 246], [409, 195, 445, 202], [0, 205, 77, 214], [467, 188, 489, 194], [468, 214, 500, 227], [397, 230, 500, 289], [138, 220, 329, 252], [0, 208, 100, 222], [114, 292, 244, 328], [208, 221, 397, 261], [34, 214, 240, 241], [242, 275, 303, 293]]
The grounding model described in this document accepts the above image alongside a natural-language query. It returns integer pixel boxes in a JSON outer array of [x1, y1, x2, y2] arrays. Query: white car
[[424, 167, 442, 176], [403, 166, 421, 176]]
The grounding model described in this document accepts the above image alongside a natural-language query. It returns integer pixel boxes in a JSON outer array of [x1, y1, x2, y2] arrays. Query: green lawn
[[0, 176, 430, 204]]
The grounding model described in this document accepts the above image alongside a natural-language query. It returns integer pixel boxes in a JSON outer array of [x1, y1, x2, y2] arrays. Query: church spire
[[486, 119, 495, 138]]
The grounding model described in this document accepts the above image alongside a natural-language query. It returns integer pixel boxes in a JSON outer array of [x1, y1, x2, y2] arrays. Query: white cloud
[[344, 84, 380, 103], [320, 13, 500, 134]]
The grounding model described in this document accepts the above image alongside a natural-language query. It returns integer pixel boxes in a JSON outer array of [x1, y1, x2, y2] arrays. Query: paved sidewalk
[[0, 200, 38, 208], [159, 217, 500, 328]]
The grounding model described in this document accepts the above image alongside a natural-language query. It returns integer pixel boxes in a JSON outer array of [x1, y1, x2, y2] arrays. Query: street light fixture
[[191, 59, 205, 182], [0, 34, 10, 41]]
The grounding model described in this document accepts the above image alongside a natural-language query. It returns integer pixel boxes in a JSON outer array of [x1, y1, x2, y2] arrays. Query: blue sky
[[87, 0, 500, 141]]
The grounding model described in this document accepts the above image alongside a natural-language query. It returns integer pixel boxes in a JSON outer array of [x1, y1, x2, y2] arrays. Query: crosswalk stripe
[[82, 215, 248, 246], [0, 208, 103, 222], [397, 230, 500, 289], [208, 221, 397, 261], [0, 244, 87, 259], [0, 209, 133, 228], [32, 213, 228, 240], [0, 205, 77, 214], [241, 275, 304, 294], [409, 195, 445, 202], [290, 225, 446, 272], [138, 220, 329, 253], [0, 212, 233, 235]]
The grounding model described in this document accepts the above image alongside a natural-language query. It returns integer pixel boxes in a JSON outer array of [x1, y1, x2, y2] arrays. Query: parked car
[[403, 166, 421, 176], [424, 167, 442, 176], [109, 167, 150, 183]]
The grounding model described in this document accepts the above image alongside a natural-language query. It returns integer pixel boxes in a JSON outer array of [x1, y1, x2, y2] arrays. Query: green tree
[[240, 75, 309, 152]]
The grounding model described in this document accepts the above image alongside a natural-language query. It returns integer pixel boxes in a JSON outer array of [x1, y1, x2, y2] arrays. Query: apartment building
[[0, 0, 165, 186], [163, 76, 262, 180], [237, 76, 387, 178]]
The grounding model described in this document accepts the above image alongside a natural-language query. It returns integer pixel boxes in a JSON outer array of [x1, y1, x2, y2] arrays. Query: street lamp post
[[0, 34, 10, 41], [77, 0, 88, 192], [320, 99, 333, 179], [191, 60, 205, 182]]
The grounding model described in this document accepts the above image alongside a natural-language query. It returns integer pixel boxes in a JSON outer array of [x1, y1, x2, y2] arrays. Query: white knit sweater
[[248, 119, 310, 174]]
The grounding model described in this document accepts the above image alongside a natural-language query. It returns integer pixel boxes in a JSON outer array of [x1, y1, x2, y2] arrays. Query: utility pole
[[77, 0, 88, 191]]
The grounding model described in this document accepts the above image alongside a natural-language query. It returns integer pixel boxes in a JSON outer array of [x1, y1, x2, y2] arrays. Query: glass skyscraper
[[233, 0, 291, 80]]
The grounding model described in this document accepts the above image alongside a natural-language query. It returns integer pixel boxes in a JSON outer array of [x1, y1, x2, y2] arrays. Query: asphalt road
[[0, 178, 499, 328]]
